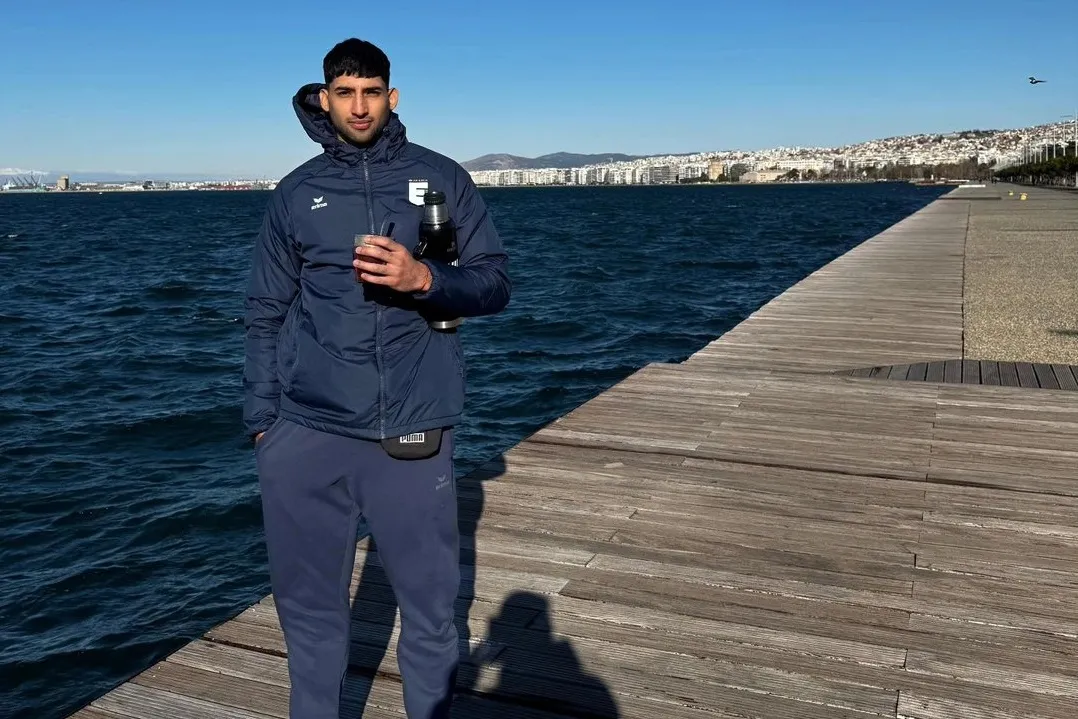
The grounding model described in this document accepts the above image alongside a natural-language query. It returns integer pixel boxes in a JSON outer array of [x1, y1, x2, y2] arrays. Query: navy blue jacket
[[243, 84, 511, 440]]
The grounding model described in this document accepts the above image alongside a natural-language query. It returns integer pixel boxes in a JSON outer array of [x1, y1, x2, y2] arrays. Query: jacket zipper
[[362, 151, 387, 439]]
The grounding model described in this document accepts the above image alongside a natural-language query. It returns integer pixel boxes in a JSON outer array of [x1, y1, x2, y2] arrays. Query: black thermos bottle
[[414, 190, 462, 331]]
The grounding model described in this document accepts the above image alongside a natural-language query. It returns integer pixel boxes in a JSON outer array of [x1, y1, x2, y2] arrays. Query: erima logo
[[408, 180, 428, 206], [311, 196, 328, 210], [399, 432, 425, 444]]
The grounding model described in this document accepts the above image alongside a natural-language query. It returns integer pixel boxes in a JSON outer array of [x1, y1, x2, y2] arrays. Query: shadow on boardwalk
[[463, 590, 620, 718], [340, 452, 619, 718]]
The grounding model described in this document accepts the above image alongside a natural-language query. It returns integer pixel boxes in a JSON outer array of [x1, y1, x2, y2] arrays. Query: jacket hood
[[292, 82, 407, 165]]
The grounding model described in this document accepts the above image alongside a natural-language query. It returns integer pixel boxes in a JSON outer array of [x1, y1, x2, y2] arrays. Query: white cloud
[[0, 167, 45, 175]]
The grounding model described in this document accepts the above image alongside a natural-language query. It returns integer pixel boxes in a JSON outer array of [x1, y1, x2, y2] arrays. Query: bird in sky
[[1029, 76, 1046, 84]]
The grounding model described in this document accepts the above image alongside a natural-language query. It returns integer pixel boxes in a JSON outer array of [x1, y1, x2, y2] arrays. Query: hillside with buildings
[[466, 119, 1078, 186], [462, 152, 646, 171], [6, 119, 1074, 193]]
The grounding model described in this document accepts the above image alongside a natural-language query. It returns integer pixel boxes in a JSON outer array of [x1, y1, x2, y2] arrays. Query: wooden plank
[[588, 546, 1078, 633], [1015, 362, 1038, 388], [1053, 364, 1078, 390], [979, 360, 1000, 385], [998, 361, 1021, 386], [609, 524, 916, 570], [536, 593, 906, 666], [888, 363, 911, 379], [497, 524, 916, 588], [584, 553, 914, 607], [496, 454, 934, 519], [944, 359, 963, 383], [897, 692, 1063, 719], [961, 359, 980, 384], [1034, 362, 1061, 390], [693, 430, 932, 482], [916, 522, 1078, 563], [905, 649, 1078, 697], [909, 613, 1078, 656], [908, 362, 929, 381], [131, 661, 295, 717], [922, 488, 1078, 524], [65, 710, 127, 719], [90, 682, 276, 719], [559, 572, 915, 639], [559, 567, 1078, 661], [925, 360, 946, 382]]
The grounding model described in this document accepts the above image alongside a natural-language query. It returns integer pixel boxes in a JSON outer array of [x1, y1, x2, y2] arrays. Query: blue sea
[[0, 182, 949, 717]]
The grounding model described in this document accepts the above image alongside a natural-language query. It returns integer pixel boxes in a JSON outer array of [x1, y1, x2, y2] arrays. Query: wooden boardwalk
[[70, 184, 1078, 719]]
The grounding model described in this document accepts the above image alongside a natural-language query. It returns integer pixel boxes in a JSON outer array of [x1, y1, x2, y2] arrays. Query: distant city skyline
[[3, 0, 1076, 178], [5, 115, 1073, 184]]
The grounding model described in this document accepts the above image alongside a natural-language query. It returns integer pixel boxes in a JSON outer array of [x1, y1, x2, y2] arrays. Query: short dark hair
[[323, 38, 390, 86]]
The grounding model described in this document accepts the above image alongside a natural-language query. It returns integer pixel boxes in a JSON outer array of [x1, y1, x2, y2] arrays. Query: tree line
[[993, 143, 1078, 186]]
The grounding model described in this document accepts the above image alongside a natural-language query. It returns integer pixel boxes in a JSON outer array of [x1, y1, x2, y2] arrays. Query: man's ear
[[388, 87, 399, 111], [319, 87, 330, 113]]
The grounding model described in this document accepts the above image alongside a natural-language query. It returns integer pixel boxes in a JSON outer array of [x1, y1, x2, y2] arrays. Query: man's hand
[[354, 236, 433, 293], [254, 431, 265, 444]]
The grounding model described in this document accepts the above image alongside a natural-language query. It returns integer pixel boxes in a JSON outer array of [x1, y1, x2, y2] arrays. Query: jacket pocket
[[286, 326, 380, 427], [275, 301, 302, 391], [255, 416, 286, 456], [449, 334, 465, 380]]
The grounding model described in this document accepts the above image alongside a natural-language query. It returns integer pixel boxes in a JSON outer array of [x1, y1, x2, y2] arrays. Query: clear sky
[[2, 0, 1076, 178]]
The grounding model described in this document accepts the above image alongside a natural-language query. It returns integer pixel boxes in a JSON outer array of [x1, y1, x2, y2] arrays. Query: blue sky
[[2, 0, 1076, 178]]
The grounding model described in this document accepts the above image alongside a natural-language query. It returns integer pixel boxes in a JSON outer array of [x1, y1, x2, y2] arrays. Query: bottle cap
[[423, 190, 446, 205]]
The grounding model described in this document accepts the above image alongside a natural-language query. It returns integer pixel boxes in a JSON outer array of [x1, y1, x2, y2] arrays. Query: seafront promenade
[[69, 184, 1078, 718]]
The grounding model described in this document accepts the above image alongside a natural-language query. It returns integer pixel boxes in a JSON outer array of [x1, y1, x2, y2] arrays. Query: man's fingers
[[355, 259, 394, 275], [359, 272, 394, 285], [362, 235, 402, 251], [355, 244, 392, 262]]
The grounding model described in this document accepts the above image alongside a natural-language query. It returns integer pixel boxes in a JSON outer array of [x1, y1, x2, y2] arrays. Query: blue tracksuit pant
[[255, 417, 460, 718]]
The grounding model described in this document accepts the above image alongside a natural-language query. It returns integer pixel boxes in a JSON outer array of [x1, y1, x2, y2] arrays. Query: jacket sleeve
[[243, 188, 300, 437], [413, 165, 510, 317]]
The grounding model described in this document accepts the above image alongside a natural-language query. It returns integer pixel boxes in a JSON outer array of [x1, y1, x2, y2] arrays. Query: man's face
[[319, 75, 398, 146]]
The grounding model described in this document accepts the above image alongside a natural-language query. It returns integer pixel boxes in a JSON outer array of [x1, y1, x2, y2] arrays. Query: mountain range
[[461, 152, 651, 171]]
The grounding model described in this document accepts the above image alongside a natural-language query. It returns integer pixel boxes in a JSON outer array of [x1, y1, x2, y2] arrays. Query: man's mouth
[[349, 119, 372, 131]]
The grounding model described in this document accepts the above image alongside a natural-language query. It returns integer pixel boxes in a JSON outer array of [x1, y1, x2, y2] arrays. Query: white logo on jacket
[[311, 196, 328, 210], [408, 180, 428, 206]]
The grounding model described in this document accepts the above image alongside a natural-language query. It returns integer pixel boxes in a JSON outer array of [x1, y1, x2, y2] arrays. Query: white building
[[774, 158, 831, 172], [678, 162, 708, 180]]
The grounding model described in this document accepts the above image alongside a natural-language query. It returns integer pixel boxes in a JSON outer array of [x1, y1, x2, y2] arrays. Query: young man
[[243, 38, 510, 718]]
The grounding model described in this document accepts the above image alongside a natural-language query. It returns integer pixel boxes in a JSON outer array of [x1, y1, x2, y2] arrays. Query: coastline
[[2, 179, 930, 195]]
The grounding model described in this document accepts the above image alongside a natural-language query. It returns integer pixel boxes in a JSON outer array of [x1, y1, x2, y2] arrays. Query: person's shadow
[[338, 452, 504, 717], [460, 591, 620, 717]]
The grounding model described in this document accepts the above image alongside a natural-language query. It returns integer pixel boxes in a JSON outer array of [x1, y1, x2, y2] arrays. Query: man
[[243, 38, 510, 719]]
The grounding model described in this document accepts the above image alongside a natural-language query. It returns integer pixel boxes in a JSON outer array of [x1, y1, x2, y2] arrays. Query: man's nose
[[351, 97, 369, 117]]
